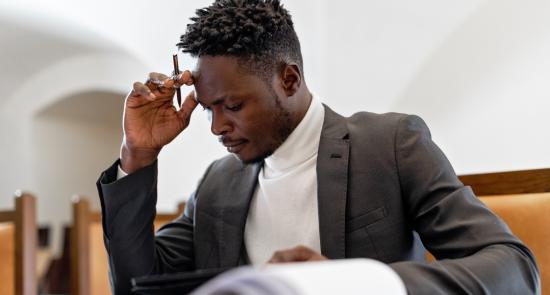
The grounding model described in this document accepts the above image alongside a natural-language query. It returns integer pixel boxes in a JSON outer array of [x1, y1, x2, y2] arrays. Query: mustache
[[218, 136, 234, 145], [219, 136, 245, 146]]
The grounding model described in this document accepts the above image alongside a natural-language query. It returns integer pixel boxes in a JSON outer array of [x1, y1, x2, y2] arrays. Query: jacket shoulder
[[345, 111, 414, 140]]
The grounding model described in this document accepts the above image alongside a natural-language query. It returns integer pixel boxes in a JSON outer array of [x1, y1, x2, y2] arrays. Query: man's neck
[[289, 87, 313, 131]]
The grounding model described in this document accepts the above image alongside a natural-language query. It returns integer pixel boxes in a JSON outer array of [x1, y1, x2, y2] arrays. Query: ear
[[280, 63, 302, 97]]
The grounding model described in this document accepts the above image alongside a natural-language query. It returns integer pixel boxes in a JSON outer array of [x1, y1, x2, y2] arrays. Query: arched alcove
[[31, 90, 124, 255]]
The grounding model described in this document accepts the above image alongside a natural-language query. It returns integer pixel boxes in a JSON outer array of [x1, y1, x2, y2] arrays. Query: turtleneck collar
[[263, 94, 325, 178]]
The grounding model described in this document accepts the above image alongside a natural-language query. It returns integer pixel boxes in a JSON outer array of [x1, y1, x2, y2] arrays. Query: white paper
[[191, 259, 406, 295]]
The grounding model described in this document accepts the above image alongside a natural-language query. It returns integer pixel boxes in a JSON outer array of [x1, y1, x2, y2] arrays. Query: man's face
[[193, 56, 293, 163]]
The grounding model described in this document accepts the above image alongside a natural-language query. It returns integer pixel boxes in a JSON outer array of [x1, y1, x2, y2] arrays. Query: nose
[[210, 110, 232, 135]]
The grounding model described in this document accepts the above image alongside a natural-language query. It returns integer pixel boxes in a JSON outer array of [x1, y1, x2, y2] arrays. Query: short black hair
[[177, 0, 303, 82]]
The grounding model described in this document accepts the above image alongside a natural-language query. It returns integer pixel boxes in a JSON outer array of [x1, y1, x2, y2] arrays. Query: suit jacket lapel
[[317, 105, 350, 259], [219, 162, 261, 267]]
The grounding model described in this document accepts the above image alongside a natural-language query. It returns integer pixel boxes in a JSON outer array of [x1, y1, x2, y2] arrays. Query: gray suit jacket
[[97, 105, 540, 295]]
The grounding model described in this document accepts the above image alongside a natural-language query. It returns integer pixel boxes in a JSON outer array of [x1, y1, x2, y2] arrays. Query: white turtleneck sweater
[[244, 94, 325, 265]]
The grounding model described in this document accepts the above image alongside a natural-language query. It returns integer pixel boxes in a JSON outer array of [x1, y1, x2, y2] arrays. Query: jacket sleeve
[[388, 115, 540, 294], [96, 160, 200, 295]]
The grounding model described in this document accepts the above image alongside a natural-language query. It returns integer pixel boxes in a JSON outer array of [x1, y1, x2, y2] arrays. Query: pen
[[172, 54, 182, 107]]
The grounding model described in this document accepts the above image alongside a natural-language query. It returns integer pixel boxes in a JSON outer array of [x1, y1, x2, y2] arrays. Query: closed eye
[[225, 103, 243, 112]]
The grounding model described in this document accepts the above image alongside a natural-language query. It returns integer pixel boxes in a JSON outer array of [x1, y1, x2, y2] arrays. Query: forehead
[[193, 56, 262, 103], [194, 56, 241, 84]]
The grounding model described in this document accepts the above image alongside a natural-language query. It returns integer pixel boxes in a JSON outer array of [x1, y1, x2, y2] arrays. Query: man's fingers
[[144, 71, 178, 99], [141, 71, 192, 95], [153, 72, 170, 81], [267, 250, 291, 263], [178, 90, 199, 122], [268, 250, 305, 263], [268, 246, 308, 263], [181, 70, 194, 85], [132, 82, 156, 101], [267, 246, 328, 264], [168, 70, 194, 89], [131, 71, 190, 104], [146, 72, 169, 86]]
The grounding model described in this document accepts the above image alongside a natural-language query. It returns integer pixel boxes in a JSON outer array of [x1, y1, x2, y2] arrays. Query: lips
[[222, 139, 247, 153]]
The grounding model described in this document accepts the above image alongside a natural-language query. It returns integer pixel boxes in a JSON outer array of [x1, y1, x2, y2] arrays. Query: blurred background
[[0, 0, 549, 292]]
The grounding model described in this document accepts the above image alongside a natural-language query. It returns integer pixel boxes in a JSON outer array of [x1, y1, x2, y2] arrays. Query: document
[[191, 259, 406, 295]]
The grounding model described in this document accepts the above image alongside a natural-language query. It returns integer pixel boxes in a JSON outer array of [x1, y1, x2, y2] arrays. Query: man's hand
[[267, 245, 328, 264], [120, 71, 197, 174]]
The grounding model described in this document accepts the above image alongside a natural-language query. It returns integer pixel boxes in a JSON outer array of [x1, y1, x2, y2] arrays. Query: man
[[97, 0, 540, 294]]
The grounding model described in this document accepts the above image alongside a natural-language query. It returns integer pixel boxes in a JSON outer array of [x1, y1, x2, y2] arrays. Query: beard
[[240, 91, 293, 165]]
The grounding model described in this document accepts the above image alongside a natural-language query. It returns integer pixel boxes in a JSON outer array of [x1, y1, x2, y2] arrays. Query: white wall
[[388, 0, 550, 173], [32, 93, 123, 253], [319, 0, 550, 174], [0, 0, 549, 250]]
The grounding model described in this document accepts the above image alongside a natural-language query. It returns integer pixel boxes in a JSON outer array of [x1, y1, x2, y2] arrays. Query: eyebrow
[[196, 96, 226, 108]]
